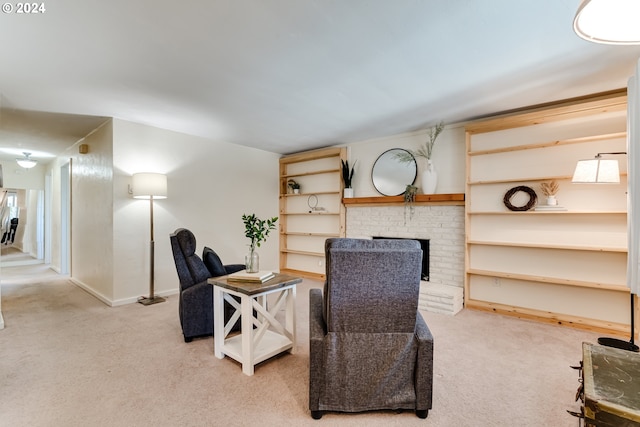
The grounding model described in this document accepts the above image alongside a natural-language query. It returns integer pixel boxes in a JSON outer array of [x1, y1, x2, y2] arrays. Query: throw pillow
[[202, 246, 227, 277]]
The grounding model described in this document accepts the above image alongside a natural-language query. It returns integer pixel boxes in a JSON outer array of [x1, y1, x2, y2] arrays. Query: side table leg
[[286, 286, 297, 354], [241, 294, 255, 376], [213, 286, 224, 359]]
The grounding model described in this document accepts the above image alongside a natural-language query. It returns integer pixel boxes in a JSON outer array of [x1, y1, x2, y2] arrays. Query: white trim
[[70, 277, 179, 307]]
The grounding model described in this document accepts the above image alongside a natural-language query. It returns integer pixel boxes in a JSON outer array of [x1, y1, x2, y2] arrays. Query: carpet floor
[[0, 264, 600, 426]]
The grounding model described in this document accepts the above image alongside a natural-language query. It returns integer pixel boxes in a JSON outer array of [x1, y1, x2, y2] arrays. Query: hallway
[[1, 246, 44, 268]]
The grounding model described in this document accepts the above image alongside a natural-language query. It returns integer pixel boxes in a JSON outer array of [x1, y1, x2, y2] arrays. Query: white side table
[[209, 273, 301, 376]]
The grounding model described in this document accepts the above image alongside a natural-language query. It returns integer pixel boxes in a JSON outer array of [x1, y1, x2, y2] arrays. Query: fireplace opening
[[372, 236, 429, 281]]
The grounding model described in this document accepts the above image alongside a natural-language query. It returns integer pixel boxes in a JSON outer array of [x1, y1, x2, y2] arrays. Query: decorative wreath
[[503, 186, 537, 211]]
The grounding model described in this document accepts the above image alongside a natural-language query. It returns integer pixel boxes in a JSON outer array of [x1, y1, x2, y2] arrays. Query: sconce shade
[[574, 0, 640, 45], [132, 173, 167, 199], [572, 158, 620, 183], [16, 152, 37, 169]]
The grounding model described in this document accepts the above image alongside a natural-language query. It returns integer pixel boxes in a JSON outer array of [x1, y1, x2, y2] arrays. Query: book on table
[[227, 271, 276, 283]]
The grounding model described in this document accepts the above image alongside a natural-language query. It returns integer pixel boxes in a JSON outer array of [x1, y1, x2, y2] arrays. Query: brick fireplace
[[345, 202, 465, 314]]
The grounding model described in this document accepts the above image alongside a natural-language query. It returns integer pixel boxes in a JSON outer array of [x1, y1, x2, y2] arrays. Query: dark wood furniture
[[576, 342, 640, 426]]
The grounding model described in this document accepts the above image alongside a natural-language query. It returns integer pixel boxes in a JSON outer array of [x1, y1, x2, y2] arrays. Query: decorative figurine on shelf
[[242, 213, 278, 273]]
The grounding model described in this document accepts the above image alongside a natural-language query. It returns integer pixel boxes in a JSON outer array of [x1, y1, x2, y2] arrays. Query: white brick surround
[[346, 204, 465, 313]]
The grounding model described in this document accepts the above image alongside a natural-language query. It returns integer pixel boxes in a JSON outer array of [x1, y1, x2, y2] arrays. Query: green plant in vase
[[341, 159, 356, 197], [287, 179, 301, 194], [242, 213, 278, 273]]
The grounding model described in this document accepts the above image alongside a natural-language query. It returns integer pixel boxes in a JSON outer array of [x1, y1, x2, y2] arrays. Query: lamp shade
[[572, 158, 620, 183], [574, 0, 640, 45], [132, 173, 167, 199]]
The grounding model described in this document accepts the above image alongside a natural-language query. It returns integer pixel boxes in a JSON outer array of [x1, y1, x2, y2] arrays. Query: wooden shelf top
[[343, 193, 465, 205]]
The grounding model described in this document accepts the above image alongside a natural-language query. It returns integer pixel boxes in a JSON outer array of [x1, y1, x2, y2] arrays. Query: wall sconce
[[571, 152, 627, 183], [16, 152, 37, 169], [574, 0, 640, 45], [132, 172, 168, 306]]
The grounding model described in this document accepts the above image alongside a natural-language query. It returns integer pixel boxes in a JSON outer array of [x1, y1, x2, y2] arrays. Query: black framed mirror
[[371, 148, 417, 196]]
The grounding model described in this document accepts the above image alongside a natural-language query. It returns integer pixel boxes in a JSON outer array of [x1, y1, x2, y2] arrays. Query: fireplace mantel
[[343, 193, 465, 206]]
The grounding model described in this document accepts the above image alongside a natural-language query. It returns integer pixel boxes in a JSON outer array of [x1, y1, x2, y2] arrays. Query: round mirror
[[371, 148, 417, 196]]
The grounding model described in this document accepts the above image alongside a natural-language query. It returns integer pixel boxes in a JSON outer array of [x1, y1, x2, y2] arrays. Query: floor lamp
[[572, 152, 639, 352], [133, 173, 167, 306], [572, 0, 640, 352]]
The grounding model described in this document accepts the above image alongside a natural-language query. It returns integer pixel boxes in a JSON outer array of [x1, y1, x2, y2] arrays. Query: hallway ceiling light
[[574, 0, 640, 45], [16, 152, 37, 169]]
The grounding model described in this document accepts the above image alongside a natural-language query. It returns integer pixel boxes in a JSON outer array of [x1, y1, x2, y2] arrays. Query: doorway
[[0, 189, 45, 267]]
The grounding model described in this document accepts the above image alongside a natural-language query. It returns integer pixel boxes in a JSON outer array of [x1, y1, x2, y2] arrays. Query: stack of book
[[227, 271, 276, 283]]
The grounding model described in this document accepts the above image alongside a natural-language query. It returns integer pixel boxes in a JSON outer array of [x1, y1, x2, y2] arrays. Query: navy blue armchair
[[170, 228, 244, 342]]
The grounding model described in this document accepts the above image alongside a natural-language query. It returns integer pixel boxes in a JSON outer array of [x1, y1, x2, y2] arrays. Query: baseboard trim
[[70, 278, 114, 306], [70, 278, 179, 307]]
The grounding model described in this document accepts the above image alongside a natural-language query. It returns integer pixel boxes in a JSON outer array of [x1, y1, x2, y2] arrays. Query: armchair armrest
[[414, 312, 434, 412], [309, 288, 325, 412], [224, 264, 245, 275]]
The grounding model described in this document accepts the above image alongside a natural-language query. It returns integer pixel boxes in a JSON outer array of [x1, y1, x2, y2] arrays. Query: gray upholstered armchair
[[169, 228, 244, 342], [309, 238, 434, 419]]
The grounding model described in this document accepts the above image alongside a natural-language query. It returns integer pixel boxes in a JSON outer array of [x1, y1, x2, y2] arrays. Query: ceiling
[[2, 0, 640, 162]]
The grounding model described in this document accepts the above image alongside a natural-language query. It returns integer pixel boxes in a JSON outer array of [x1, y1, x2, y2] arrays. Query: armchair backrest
[[324, 238, 422, 333], [170, 228, 211, 290]]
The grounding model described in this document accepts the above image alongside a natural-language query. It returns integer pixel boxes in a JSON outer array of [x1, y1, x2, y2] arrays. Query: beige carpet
[[0, 265, 599, 426]]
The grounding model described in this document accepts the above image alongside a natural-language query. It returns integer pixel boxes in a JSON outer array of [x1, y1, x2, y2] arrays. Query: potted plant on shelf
[[395, 121, 445, 194], [287, 179, 301, 194], [242, 213, 278, 273], [540, 180, 559, 206], [341, 159, 356, 198], [540, 180, 560, 206], [404, 184, 418, 224]]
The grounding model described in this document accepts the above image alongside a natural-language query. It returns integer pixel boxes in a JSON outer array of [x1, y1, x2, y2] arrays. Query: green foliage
[[404, 184, 418, 203], [395, 121, 445, 162], [287, 179, 300, 190], [242, 213, 278, 252], [341, 159, 356, 188]]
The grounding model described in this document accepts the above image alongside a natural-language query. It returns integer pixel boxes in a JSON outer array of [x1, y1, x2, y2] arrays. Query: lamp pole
[[133, 173, 167, 306], [139, 194, 165, 305]]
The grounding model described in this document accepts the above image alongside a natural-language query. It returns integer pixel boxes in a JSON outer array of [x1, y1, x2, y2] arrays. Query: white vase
[[546, 195, 557, 206], [343, 188, 354, 198], [421, 159, 437, 194]]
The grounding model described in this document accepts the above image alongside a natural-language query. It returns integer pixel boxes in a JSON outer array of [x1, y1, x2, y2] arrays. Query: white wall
[[0, 159, 45, 190], [346, 123, 466, 197], [111, 119, 280, 305], [66, 120, 115, 301]]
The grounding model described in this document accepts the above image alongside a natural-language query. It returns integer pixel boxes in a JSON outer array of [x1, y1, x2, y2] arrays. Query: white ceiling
[[2, 0, 640, 162]]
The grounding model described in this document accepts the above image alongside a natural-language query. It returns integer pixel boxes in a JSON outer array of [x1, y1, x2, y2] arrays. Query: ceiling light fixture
[[16, 152, 38, 169], [573, 0, 640, 45], [572, 152, 627, 183]]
